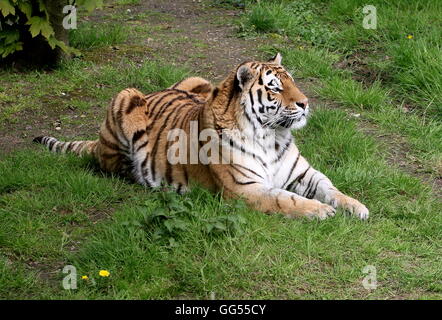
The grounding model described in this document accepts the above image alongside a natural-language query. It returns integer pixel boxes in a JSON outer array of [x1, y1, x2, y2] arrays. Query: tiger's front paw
[[335, 194, 369, 220]]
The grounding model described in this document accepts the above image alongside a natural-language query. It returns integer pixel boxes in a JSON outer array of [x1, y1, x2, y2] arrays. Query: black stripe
[[172, 79, 185, 89], [212, 87, 219, 99], [307, 178, 324, 199], [132, 130, 146, 144], [114, 95, 130, 145], [257, 89, 265, 113], [287, 166, 311, 191], [282, 152, 301, 188], [230, 164, 254, 180], [33, 136, 44, 144], [136, 140, 149, 152], [226, 137, 267, 168], [232, 163, 264, 180], [249, 90, 254, 106], [67, 142, 77, 152], [146, 95, 189, 131], [228, 171, 257, 185], [147, 91, 180, 117], [290, 195, 297, 206], [125, 95, 145, 114], [100, 136, 120, 151], [241, 102, 259, 133], [48, 139, 57, 151], [250, 104, 263, 125], [105, 114, 127, 149], [141, 154, 150, 183], [303, 172, 318, 198], [272, 139, 292, 163]]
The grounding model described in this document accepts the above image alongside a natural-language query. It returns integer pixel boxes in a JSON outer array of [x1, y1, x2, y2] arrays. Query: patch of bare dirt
[[0, 104, 102, 156], [359, 120, 442, 199], [126, 0, 266, 81]]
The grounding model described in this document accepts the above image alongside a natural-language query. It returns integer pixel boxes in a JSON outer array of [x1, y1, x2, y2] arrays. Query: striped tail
[[33, 136, 98, 157]]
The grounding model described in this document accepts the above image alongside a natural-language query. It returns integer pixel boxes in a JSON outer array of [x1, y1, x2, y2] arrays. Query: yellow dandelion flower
[[99, 270, 110, 277], [407, 34, 413, 39], [81, 275, 89, 280]]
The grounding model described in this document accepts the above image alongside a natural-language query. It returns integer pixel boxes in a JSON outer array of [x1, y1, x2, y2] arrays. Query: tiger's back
[[97, 79, 216, 193]]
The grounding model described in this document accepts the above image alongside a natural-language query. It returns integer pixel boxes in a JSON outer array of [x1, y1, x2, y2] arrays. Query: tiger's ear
[[236, 65, 254, 90], [268, 52, 282, 65]]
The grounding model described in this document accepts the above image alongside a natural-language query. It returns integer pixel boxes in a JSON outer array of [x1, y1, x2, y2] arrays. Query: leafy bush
[[0, 0, 103, 60], [123, 190, 248, 247], [202, 214, 246, 236]]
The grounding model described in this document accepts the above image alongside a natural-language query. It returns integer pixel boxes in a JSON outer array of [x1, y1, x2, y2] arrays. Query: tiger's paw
[[335, 194, 369, 220]]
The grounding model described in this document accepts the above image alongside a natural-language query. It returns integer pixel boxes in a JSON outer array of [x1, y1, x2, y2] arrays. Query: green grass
[[69, 22, 127, 50], [241, 0, 333, 46], [0, 58, 188, 124]]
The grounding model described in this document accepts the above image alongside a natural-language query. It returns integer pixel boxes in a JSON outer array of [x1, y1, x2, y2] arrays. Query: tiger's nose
[[296, 98, 308, 110]]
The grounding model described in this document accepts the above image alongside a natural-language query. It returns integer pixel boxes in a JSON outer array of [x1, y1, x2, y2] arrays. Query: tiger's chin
[[276, 115, 308, 131], [290, 116, 308, 130]]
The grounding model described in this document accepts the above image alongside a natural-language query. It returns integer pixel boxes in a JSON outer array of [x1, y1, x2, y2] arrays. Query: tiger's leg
[[210, 165, 336, 220], [284, 157, 369, 220]]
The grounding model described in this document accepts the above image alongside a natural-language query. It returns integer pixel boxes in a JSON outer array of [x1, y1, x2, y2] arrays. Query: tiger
[[34, 53, 369, 220]]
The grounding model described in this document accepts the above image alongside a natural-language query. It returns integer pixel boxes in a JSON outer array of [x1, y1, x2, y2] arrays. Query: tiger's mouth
[[275, 111, 308, 129]]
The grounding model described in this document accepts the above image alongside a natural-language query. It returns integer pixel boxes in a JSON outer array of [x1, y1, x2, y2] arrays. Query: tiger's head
[[236, 53, 309, 130]]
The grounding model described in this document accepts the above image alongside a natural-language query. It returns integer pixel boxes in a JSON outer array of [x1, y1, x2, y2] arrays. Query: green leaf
[[168, 237, 178, 248], [18, 2, 32, 19], [26, 16, 54, 38], [0, 30, 20, 45], [5, 30, 19, 44], [38, 0, 46, 13], [214, 221, 227, 231], [163, 220, 174, 233], [0, 41, 23, 58], [205, 224, 214, 233], [47, 35, 81, 57], [0, 0, 15, 17]]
